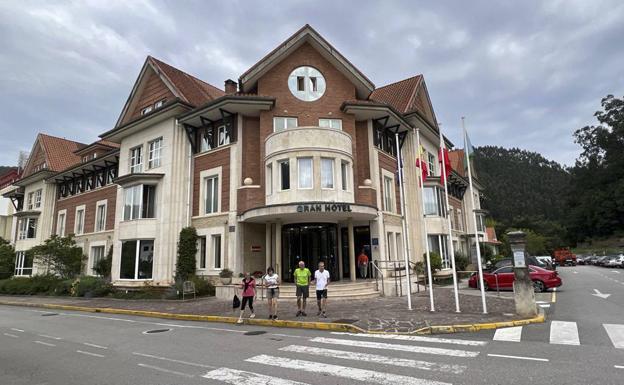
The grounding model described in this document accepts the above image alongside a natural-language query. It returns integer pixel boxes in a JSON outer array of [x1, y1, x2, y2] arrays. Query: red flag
[[415, 158, 428, 186], [438, 148, 452, 183]]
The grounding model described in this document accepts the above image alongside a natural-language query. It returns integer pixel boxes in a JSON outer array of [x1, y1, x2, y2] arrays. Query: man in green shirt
[[293, 260, 311, 317]]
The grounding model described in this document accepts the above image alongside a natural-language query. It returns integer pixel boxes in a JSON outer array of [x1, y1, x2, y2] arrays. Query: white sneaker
[[236, 318, 243, 324], [250, 313, 256, 319]]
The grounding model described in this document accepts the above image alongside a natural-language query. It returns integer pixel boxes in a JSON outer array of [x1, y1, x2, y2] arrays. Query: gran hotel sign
[[296, 203, 353, 213]]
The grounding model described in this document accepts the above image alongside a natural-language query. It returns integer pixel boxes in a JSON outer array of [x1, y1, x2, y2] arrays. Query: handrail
[[371, 261, 384, 296]]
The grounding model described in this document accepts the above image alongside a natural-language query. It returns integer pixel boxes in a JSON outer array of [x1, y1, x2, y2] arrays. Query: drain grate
[[41, 313, 58, 317], [332, 318, 358, 324], [143, 328, 171, 334], [244, 331, 267, 336]]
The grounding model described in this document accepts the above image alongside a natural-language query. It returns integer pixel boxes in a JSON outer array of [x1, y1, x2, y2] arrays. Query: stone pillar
[[265, 223, 272, 270], [275, 222, 282, 278], [348, 218, 356, 282], [508, 230, 537, 317], [337, 223, 344, 280]]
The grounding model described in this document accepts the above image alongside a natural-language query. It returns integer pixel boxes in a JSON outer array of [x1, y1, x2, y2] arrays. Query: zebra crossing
[[202, 331, 486, 385], [492, 321, 624, 348]]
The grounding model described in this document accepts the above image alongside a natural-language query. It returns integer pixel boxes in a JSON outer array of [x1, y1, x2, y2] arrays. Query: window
[[154, 99, 166, 109], [341, 161, 349, 191], [200, 130, 213, 152], [495, 266, 513, 274], [212, 234, 222, 269], [457, 209, 463, 231], [34, 189, 42, 208], [386, 232, 394, 260], [288, 66, 326, 101], [273, 117, 298, 132], [57, 211, 66, 236], [198, 236, 207, 269], [279, 160, 290, 190], [27, 192, 33, 210], [75, 207, 85, 235], [309, 76, 318, 92], [129, 146, 142, 173], [477, 214, 486, 232], [14, 251, 33, 276], [120, 240, 154, 280], [141, 106, 153, 115], [423, 187, 447, 217], [95, 201, 107, 232], [266, 164, 272, 195], [383, 176, 394, 212], [148, 138, 162, 169], [123, 185, 156, 220], [217, 125, 230, 146], [428, 234, 450, 269], [321, 158, 334, 189], [427, 152, 436, 176], [297, 76, 305, 91], [18, 218, 38, 240], [204, 176, 219, 214], [298, 157, 313, 189], [90, 246, 105, 275], [318, 118, 342, 130]]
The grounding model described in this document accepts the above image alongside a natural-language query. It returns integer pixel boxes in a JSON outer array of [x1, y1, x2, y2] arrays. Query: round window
[[287, 66, 326, 101]]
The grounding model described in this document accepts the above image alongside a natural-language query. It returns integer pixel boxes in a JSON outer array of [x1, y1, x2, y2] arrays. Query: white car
[[604, 255, 624, 268]]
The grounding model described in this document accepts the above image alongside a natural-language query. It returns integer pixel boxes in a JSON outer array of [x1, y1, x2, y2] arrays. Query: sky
[[1, 0, 623, 167]]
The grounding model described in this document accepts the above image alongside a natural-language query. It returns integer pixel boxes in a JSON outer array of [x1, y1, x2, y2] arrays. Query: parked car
[[553, 248, 576, 266], [595, 256, 610, 266], [468, 265, 562, 292], [587, 256, 600, 265], [492, 256, 553, 271], [604, 255, 624, 268]]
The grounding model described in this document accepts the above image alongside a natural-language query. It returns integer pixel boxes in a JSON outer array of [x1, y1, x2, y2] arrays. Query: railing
[[370, 261, 384, 296], [373, 260, 422, 298]]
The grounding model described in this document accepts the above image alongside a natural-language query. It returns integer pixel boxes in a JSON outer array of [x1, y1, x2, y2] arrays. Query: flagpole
[[463, 117, 488, 314], [395, 132, 412, 310], [438, 127, 461, 313], [414, 129, 435, 312]]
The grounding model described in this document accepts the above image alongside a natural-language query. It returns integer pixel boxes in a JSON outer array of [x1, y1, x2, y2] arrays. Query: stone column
[[508, 230, 537, 317], [348, 218, 356, 282], [275, 222, 282, 278], [265, 223, 272, 270]]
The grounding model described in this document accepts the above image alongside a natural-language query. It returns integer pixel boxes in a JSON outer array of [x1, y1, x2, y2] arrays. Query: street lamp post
[[507, 230, 537, 317]]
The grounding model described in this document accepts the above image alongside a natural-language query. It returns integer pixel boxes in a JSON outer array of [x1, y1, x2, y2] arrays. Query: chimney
[[224, 79, 237, 95]]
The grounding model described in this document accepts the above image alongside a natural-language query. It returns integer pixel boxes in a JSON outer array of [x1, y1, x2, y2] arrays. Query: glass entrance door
[[282, 223, 338, 282], [340, 226, 371, 279]]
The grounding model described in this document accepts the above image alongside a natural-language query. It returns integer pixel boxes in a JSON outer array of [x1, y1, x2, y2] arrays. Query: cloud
[[0, 0, 623, 167]]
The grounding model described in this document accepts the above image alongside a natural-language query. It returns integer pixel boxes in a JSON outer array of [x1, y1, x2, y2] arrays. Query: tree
[[175, 227, 198, 281], [0, 237, 15, 279], [28, 235, 85, 279], [93, 245, 113, 281]]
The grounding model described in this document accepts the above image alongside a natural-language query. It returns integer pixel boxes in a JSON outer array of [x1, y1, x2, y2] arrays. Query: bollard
[[507, 231, 537, 317]]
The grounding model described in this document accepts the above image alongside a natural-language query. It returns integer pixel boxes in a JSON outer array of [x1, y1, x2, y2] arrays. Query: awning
[[239, 202, 378, 223]]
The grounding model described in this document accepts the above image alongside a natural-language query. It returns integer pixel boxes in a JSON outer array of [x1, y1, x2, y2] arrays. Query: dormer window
[[288, 66, 326, 101], [141, 106, 153, 115], [154, 99, 166, 109]]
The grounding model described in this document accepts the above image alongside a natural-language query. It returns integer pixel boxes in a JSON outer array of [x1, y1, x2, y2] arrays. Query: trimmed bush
[[454, 253, 470, 272], [0, 275, 64, 295], [423, 251, 443, 272], [93, 246, 113, 280], [176, 227, 198, 282], [71, 276, 112, 297], [0, 237, 15, 279]]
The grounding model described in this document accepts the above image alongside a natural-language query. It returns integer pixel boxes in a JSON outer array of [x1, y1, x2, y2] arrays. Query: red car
[[468, 265, 562, 292]]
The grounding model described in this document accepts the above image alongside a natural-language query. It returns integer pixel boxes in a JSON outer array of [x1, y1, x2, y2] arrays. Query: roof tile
[[38, 134, 86, 172]]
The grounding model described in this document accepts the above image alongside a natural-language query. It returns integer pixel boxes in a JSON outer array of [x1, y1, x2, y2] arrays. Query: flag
[[438, 147, 452, 183], [463, 131, 475, 172], [415, 145, 428, 185]]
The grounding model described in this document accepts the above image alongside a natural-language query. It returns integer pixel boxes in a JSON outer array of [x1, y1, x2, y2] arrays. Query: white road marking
[[550, 321, 580, 345], [331, 331, 487, 346], [246, 354, 451, 385], [34, 340, 56, 347], [539, 304, 551, 308], [83, 343, 108, 350], [488, 353, 549, 362], [271, 333, 308, 339], [137, 363, 194, 378], [493, 326, 522, 342], [573, 271, 578, 274], [10, 328, 24, 332], [611, 271, 620, 274], [603, 324, 624, 349], [310, 337, 479, 357], [536, 301, 548, 304], [615, 365, 624, 369], [132, 352, 216, 369], [76, 350, 105, 358], [3, 333, 19, 338], [38, 334, 62, 340], [592, 289, 611, 299], [203, 367, 311, 385], [280, 345, 466, 374]]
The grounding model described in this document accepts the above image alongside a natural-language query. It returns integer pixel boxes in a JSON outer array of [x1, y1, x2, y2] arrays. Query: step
[[273, 291, 381, 300]]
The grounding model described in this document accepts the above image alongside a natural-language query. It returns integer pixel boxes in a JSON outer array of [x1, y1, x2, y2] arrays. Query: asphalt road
[[1, 265, 623, 385]]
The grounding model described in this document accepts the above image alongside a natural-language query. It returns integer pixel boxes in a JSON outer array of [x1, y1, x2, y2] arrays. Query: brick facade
[[193, 147, 231, 216], [53, 185, 117, 235]]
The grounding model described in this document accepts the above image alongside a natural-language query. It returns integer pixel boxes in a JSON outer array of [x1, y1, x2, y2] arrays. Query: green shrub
[[423, 252, 443, 272], [71, 276, 112, 297], [176, 227, 198, 282], [0, 275, 64, 295], [172, 275, 216, 298], [28, 235, 85, 279], [454, 253, 470, 272], [54, 279, 74, 296], [93, 246, 113, 280], [0, 238, 15, 280], [219, 268, 234, 278]]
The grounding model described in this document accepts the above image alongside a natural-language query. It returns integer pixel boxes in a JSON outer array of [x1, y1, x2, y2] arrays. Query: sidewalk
[[0, 288, 539, 334]]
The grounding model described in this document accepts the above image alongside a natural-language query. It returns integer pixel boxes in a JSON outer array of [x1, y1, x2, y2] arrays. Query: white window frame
[[123, 184, 156, 221], [89, 242, 107, 276], [154, 99, 166, 109], [340, 161, 349, 191], [273, 117, 298, 132], [74, 205, 86, 235], [204, 175, 219, 215], [119, 239, 154, 280], [212, 234, 222, 269], [27, 192, 33, 210], [199, 167, 222, 216], [427, 152, 436, 176], [197, 236, 207, 270], [33, 189, 42, 208], [318, 118, 342, 130], [196, 228, 225, 271], [148, 137, 162, 169], [217, 125, 230, 146], [141, 105, 153, 115], [95, 200, 107, 232], [297, 157, 313, 189], [129, 145, 143, 174], [18, 218, 37, 240], [382, 170, 395, 213], [14, 251, 32, 276], [56, 209, 67, 236], [320, 158, 334, 189], [278, 159, 290, 191]]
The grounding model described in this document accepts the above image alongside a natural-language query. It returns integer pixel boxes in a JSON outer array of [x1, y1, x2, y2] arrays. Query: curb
[[0, 300, 366, 333], [0, 300, 544, 335]]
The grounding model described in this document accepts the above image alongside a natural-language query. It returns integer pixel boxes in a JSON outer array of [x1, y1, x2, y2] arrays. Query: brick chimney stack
[[224, 79, 237, 95]]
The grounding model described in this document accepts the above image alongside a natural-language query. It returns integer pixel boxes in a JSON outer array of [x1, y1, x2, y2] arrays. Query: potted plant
[[219, 268, 234, 285]]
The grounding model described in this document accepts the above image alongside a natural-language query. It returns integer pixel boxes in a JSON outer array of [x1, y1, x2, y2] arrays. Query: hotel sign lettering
[[296, 203, 353, 213]]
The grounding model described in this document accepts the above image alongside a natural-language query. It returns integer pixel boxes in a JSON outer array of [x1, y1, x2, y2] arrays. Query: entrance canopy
[[239, 202, 377, 223]]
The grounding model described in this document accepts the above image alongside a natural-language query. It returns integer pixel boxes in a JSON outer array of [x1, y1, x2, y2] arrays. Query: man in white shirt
[[313, 261, 330, 318]]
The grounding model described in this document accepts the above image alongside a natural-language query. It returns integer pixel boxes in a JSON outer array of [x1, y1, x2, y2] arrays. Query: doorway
[[281, 223, 338, 282], [340, 226, 371, 279]]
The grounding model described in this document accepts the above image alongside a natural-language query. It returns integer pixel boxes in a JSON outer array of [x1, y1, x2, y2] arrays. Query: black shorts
[[316, 289, 328, 300], [240, 296, 254, 311], [296, 285, 309, 298]]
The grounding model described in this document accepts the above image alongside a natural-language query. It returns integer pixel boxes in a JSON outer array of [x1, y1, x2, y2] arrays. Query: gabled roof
[[114, 56, 224, 127], [238, 24, 375, 98], [22, 134, 86, 178], [74, 139, 120, 156], [369, 75, 438, 127]]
